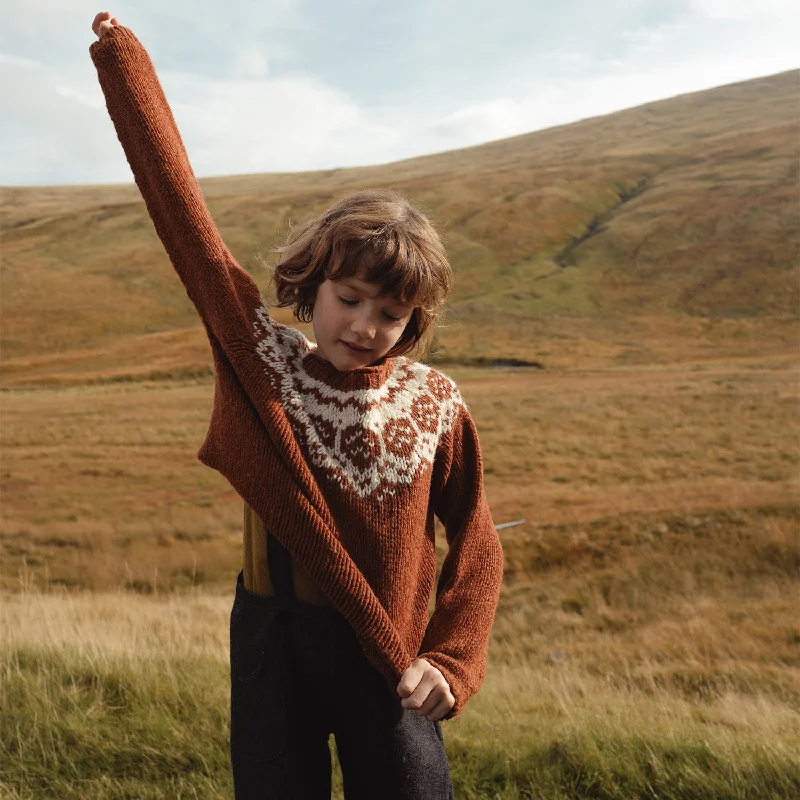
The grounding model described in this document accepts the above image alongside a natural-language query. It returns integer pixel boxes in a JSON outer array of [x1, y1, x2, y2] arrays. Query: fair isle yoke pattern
[[252, 304, 464, 502]]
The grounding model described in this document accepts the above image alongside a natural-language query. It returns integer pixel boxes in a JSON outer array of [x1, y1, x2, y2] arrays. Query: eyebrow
[[341, 278, 377, 296]]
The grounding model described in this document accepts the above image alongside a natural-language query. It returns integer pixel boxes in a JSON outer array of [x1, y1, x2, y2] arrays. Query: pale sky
[[0, 0, 796, 186]]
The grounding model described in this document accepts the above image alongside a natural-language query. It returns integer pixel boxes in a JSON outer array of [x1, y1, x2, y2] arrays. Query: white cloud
[[688, 0, 794, 21], [423, 89, 568, 147], [0, 52, 40, 69], [162, 68, 402, 176], [0, 54, 123, 184], [0, 1, 797, 185], [54, 82, 106, 111], [232, 48, 270, 80], [619, 22, 688, 54]]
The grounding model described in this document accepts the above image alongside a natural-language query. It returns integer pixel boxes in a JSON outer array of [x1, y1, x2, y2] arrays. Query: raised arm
[[89, 15, 262, 339]]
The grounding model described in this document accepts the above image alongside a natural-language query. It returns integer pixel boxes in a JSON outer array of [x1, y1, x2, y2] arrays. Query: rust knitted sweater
[[90, 25, 504, 720]]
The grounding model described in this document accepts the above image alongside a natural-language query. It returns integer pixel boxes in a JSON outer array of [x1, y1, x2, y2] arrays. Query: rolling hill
[[1, 69, 797, 386]]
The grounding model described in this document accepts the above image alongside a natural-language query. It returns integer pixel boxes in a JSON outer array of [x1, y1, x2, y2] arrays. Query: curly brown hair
[[259, 189, 452, 361]]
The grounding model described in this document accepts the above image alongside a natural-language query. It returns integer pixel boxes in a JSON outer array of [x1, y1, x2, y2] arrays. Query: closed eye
[[337, 296, 402, 322]]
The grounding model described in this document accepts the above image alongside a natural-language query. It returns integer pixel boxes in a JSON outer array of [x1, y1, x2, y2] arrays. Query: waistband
[[235, 570, 349, 624]]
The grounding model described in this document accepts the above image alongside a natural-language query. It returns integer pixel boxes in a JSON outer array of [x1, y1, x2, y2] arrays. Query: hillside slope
[[1, 70, 797, 385]]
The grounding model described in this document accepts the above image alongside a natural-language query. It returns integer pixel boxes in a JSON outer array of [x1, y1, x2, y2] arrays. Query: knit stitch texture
[[90, 25, 504, 720]]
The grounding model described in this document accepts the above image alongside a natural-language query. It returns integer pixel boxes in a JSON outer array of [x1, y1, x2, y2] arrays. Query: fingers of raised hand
[[91, 11, 109, 36], [92, 11, 119, 39]]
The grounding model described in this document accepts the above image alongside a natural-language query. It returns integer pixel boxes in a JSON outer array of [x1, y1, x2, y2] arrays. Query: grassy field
[[1, 69, 799, 797], [2, 356, 798, 798], [2, 356, 797, 592], [2, 545, 798, 799]]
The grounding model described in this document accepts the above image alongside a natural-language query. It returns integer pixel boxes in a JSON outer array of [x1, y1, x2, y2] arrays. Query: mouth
[[340, 340, 371, 353]]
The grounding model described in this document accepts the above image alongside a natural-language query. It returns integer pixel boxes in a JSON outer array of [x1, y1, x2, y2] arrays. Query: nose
[[351, 311, 377, 341]]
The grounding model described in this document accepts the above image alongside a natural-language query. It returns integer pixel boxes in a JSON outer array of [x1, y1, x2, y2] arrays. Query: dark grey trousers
[[229, 528, 455, 800]]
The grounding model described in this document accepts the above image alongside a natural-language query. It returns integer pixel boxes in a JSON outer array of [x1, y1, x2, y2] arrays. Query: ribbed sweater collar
[[301, 345, 396, 391]]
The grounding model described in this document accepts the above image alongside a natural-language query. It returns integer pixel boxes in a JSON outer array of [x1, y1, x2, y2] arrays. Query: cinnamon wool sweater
[[90, 26, 504, 720]]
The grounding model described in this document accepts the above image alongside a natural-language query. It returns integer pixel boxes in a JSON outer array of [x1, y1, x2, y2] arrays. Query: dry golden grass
[[2, 354, 797, 796], [2, 355, 798, 792], [1, 356, 796, 592], [2, 491, 798, 797]]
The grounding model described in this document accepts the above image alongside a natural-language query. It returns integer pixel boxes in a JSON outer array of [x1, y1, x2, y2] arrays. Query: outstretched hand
[[396, 658, 455, 723], [92, 11, 120, 40]]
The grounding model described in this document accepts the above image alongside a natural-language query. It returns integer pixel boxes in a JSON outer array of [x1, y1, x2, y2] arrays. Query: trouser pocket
[[229, 588, 287, 763]]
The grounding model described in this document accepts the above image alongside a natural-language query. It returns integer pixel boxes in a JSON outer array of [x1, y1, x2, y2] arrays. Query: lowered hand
[[396, 658, 455, 723]]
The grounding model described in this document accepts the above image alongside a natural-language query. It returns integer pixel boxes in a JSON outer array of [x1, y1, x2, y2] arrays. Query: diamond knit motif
[[253, 305, 463, 501]]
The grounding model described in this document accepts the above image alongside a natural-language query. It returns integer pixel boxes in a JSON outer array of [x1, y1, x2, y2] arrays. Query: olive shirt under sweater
[[243, 500, 332, 606], [90, 26, 504, 720]]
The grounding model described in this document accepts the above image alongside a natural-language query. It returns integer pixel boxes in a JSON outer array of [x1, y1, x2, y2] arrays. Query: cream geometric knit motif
[[253, 304, 464, 501]]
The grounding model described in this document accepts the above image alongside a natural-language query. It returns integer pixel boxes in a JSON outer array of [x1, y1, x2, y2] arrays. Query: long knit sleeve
[[87, 25, 350, 578], [88, 26, 262, 350], [417, 405, 505, 720]]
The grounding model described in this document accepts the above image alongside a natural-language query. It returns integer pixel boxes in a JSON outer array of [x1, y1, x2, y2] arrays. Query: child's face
[[310, 271, 414, 370]]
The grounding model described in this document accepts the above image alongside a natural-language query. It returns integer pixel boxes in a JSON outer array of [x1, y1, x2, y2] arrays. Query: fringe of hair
[[256, 188, 453, 361]]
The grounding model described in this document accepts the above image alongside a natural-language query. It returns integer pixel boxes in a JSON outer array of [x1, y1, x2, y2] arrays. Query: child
[[90, 12, 504, 800]]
